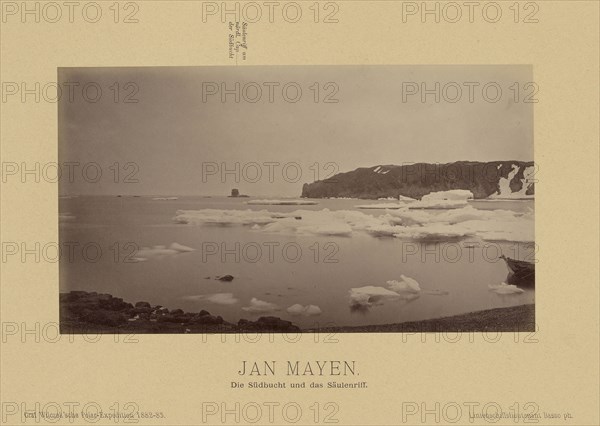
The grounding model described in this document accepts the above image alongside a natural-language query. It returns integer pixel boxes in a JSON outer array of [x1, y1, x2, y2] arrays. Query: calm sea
[[59, 196, 535, 329]]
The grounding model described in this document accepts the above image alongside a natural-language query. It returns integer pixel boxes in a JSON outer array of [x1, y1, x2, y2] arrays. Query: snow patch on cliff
[[490, 164, 535, 199]]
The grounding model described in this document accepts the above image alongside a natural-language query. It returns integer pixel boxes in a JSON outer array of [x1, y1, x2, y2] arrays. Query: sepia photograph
[[59, 65, 535, 334], [2, 1, 599, 424]]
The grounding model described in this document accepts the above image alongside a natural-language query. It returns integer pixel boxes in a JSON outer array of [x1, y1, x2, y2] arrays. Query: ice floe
[[242, 298, 280, 313], [173, 202, 533, 243], [348, 286, 402, 307], [174, 209, 285, 226], [488, 282, 525, 294], [133, 242, 195, 261], [356, 203, 406, 210], [286, 304, 322, 316], [387, 275, 421, 293], [409, 190, 474, 209], [184, 293, 239, 305]]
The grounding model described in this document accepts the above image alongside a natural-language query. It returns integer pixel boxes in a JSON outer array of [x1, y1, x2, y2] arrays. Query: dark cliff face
[[301, 161, 535, 200]]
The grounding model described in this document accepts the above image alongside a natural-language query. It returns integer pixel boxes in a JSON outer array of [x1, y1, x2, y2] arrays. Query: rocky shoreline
[[60, 291, 300, 333], [61, 291, 534, 334]]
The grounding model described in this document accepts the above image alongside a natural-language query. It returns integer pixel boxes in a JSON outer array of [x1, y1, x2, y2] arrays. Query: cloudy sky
[[59, 65, 533, 196]]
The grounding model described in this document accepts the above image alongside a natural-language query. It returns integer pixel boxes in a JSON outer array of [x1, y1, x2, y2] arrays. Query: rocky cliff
[[301, 161, 535, 200]]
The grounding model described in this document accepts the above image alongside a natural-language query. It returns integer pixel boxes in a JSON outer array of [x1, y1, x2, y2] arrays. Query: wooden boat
[[500, 255, 535, 285]]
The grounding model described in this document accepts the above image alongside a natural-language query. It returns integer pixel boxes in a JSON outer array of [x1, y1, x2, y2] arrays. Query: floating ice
[[348, 286, 401, 307], [174, 203, 533, 243], [174, 209, 284, 226], [488, 282, 525, 294], [133, 242, 195, 261], [169, 242, 195, 252], [286, 304, 322, 316], [422, 190, 474, 201], [356, 203, 405, 210], [242, 298, 280, 313], [184, 293, 239, 305], [408, 190, 474, 209], [247, 199, 318, 205], [398, 195, 417, 202], [393, 224, 474, 241], [387, 275, 421, 293], [388, 205, 534, 242]]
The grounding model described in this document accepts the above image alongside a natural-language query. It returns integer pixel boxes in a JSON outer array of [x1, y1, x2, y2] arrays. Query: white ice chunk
[[242, 298, 280, 313], [174, 209, 285, 226], [488, 282, 525, 294], [356, 203, 405, 209], [134, 242, 195, 259], [184, 293, 239, 305], [169, 242, 195, 252], [408, 190, 474, 210], [174, 204, 533, 243], [421, 190, 474, 201], [387, 275, 421, 293], [349, 286, 401, 307], [286, 304, 322, 316]]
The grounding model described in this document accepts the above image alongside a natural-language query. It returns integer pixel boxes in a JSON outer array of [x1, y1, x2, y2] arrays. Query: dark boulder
[[237, 316, 300, 332], [192, 314, 224, 325], [217, 275, 234, 282]]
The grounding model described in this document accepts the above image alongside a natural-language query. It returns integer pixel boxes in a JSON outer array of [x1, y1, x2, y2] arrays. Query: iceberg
[[173, 204, 533, 243], [488, 282, 525, 294], [409, 190, 474, 209], [242, 298, 280, 313], [387, 275, 421, 293], [174, 209, 284, 226], [184, 293, 239, 305], [286, 304, 322, 316], [356, 203, 406, 210], [348, 286, 401, 307], [133, 242, 195, 261]]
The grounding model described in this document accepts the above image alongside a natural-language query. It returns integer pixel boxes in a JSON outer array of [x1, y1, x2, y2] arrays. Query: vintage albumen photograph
[[59, 65, 535, 334]]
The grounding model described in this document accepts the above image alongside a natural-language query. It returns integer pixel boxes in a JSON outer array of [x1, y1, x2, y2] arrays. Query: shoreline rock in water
[[60, 291, 300, 334]]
